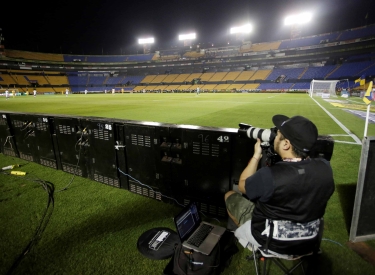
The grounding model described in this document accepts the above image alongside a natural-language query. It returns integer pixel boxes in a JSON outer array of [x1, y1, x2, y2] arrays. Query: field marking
[[328, 134, 360, 145], [150, 99, 257, 104], [267, 94, 284, 99], [311, 97, 361, 145]]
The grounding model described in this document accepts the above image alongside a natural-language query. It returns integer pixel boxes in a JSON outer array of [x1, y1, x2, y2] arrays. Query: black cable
[[56, 131, 85, 192], [117, 167, 185, 207], [3, 136, 15, 150], [117, 168, 225, 226], [20, 121, 33, 132], [5, 175, 55, 275], [23, 129, 35, 140]]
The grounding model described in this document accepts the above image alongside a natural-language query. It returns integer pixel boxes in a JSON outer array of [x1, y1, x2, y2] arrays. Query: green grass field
[[1, 92, 375, 274]]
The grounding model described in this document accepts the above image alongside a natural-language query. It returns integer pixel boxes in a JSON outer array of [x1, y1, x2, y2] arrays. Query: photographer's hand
[[238, 139, 262, 194], [253, 138, 263, 160]]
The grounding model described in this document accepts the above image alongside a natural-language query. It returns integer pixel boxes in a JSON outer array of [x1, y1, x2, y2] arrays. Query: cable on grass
[[322, 238, 345, 248], [5, 175, 55, 275]]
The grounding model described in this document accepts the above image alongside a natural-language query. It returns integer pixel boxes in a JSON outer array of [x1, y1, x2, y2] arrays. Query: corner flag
[[354, 75, 366, 87], [363, 81, 374, 105], [363, 81, 374, 137]]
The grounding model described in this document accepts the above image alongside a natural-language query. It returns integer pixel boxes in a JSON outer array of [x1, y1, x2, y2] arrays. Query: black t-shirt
[[245, 158, 335, 255]]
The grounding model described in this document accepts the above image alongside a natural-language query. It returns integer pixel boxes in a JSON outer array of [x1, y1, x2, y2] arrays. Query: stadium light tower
[[178, 33, 196, 47], [230, 24, 252, 34], [138, 37, 154, 54], [284, 12, 312, 39], [230, 23, 252, 44]]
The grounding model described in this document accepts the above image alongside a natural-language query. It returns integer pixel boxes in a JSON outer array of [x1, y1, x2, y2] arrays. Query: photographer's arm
[[238, 139, 262, 194]]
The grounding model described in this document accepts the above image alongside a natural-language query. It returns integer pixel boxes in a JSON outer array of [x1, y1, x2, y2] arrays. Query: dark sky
[[2, 0, 374, 55]]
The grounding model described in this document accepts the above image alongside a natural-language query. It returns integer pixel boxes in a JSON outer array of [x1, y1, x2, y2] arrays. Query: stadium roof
[[2, 0, 374, 55]]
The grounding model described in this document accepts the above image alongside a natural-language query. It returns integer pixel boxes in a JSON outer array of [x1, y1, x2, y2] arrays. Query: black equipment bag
[[172, 242, 220, 275], [164, 231, 239, 275]]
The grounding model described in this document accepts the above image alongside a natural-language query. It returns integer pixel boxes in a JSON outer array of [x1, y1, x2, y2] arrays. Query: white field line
[[311, 97, 361, 145]]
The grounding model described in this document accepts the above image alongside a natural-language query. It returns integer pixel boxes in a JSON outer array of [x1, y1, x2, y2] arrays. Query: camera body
[[237, 122, 334, 165], [238, 123, 279, 166]]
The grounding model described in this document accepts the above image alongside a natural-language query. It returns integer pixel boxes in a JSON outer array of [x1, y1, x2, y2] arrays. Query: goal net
[[309, 80, 339, 98]]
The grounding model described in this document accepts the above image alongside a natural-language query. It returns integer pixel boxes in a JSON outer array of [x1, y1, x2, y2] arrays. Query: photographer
[[225, 114, 334, 256]]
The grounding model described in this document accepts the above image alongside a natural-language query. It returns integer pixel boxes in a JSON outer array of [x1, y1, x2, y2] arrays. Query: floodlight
[[138, 37, 154, 44], [178, 33, 196, 41], [230, 24, 252, 34], [284, 12, 312, 25]]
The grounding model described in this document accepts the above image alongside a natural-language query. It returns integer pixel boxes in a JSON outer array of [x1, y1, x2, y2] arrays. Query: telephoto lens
[[238, 123, 277, 145]]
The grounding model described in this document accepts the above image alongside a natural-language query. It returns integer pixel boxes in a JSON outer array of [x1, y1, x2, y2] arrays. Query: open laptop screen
[[174, 202, 201, 241]]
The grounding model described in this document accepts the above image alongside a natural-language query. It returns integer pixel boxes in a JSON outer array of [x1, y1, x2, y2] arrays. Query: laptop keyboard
[[187, 223, 214, 247]]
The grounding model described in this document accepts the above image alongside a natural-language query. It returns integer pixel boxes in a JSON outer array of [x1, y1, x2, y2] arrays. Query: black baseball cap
[[272, 115, 318, 152]]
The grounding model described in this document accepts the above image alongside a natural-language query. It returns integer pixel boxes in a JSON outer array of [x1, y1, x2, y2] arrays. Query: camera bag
[[166, 231, 238, 275]]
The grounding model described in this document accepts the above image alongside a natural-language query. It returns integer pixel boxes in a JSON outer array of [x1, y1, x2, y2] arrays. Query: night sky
[[2, 0, 374, 55]]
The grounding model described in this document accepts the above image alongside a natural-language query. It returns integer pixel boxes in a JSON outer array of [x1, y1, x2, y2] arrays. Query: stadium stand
[[89, 76, 107, 85], [227, 84, 245, 90], [11, 74, 30, 86], [222, 71, 241, 81], [208, 72, 228, 82], [279, 33, 339, 49], [338, 24, 375, 41], [123, 75, 144, 85], [4, 49, 64, 61], [328, 61, 375, 79], [0, 74, 17, 85], [63, 54, 156, 63], [185, 73, 203, 82], [177, 84, 193, 90], [291, 82, 311, 90], [241, 84, 260, 90], [215, 84, 231, 91], [150, 74, 168, 83], [45, 75, 69, 86], [250, 70, 272, 80], [347, 53, 375, 62], [140, 75, 157, 83], [172, 74, 190, 83], [166, 85, 180, 90], [67, 75, 88, 86], [247, 42, 282, 52], [163, 74, 178, 82], [258, 83, 294, 90], [299, 65, 337, 80], [266, 67, 305, 81], [200, 84, 217, 91], [235, 71, 255, 81], [200, 72, 216, 81], [105, 76, 124, 85], [360, 62, 375, 76], [1, 24, 375, 94], [183, 51, 205, 58]]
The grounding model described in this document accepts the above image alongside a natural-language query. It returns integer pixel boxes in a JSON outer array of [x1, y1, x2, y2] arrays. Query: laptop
[[173, 201, 227, 255]]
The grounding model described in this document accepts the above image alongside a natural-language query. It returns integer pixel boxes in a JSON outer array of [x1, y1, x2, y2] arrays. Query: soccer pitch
[[1, 92, 374, 142]]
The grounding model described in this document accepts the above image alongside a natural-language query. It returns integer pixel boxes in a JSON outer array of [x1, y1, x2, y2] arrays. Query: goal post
[[309, 79, 340, 98]]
